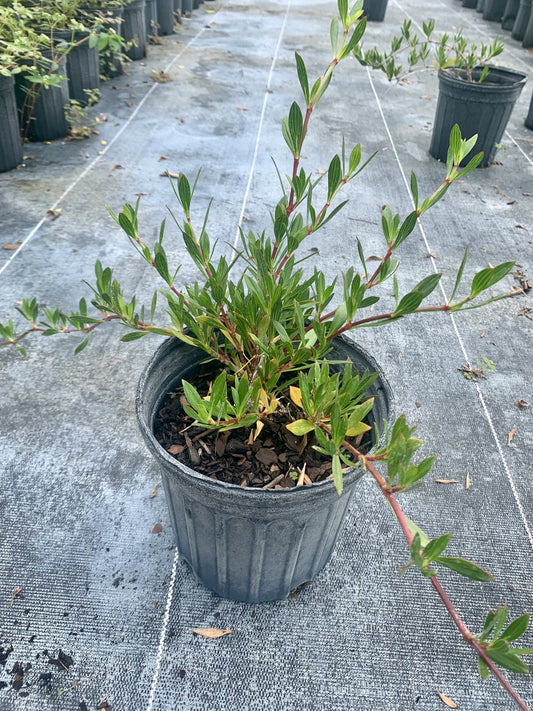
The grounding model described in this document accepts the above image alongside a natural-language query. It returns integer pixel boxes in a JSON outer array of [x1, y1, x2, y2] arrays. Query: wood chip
[[167, 444, 185, 455], [508, 429, 516, 445], [189, 628, 232, 639], [2, 243, 20, 250], [263, 473, 284, 489], [434, 479, 460, 484], [149, 483, 159, 498], [151, 523, 163, 534], [10, 587, 22, 605], [437, 690, 459, 708]]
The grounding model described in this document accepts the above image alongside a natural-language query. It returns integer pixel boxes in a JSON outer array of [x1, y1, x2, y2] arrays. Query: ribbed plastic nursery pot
[[55, 30, 100, 104], [362, 0, 388, 21], [477, 0, 485, 11], [122, 0, 147, 60], [181, 0, 193, 16], [145, 0, 158, 36], [430, 66, 527, 167], [522, 6, 533, 46], [136, 336, 392, 603], [502, 0, 520, 28], [0, 75, 23, 173], [526, 91, 533, 129], [483, 0, 507, 19], [512, 0, 531, 40], [16, 54, 70, 142], [156, 0, 174, 34], [463, 0, 478, 8]]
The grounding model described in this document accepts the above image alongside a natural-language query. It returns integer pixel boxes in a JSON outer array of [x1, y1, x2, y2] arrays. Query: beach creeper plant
[[0, 1, 531, 704], [354, 18, 505, 82]]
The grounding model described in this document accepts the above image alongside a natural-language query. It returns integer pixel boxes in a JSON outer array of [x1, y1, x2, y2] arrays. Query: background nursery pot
[[136, 335, 392, 603], [362, 0, 388, 21], [430, 66, 527, 166], [0, 75, 23, 172]]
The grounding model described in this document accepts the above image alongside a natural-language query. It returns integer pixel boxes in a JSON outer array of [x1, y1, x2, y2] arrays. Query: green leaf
[[332, 454, 343, 495], [295, 52, 309, 103], [469, 262, 514, 299], [410, 171, 419, 208], [288, 102, 303, 153], [327, 154, 342, 202], [120, 331, 147, 342], [178, 173, 191, 213], [500, 615, 530, 644], [394, 210, 418, 248], [485, 649, 530, 675], [423, 533, 451, 563], [330, 17, 339, 53], [478, 656, 490, 679], [436, 556, 494, 582], [286, 419, 315, 436], [74, 334, 90, 354]]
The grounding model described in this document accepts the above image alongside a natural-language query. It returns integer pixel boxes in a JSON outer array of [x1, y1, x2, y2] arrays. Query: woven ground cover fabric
[[0, 0, 532, 709]]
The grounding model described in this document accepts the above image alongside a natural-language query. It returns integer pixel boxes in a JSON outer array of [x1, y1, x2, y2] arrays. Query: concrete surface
[[0, 0, 532, 709]]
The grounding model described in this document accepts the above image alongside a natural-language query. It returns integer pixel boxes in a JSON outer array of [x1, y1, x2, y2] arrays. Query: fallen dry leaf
[[189, 628, 232, 639], [317, 168, 325, 174], [2, 243, 20, 250], [435, 479, 460, 484], [161, 170, 180, 178], [111, 164, 123, 171], [149, 483, 159, 498], [437, 690, 459, 708], [508, 429, 516, 445], [151, 523, 163, 534], [517, 399, 531, 409], [465, 472, 471, 490], [158, 155, 169, 161], [45, 209, 61, 220], [10, 587, 22, 605], [152, 69, 172, 83], [167, 443, 185, 456]]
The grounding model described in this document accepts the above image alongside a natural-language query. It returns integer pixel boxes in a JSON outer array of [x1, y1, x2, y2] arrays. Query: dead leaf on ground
[[508, 429, 516, 445], [158, 155, 169, 161], [152, 69, 172, 82], [149, 483, 159, 498], [189, 628, 232, 639], [317, 168, 325, 174], [517, 399, 531, 409], [2, 243, 20, 250], [161, 170, 180, 178], [435, 479, 460, 484], [167, 443, 185, 455], [111, 164, 123, 171], [10, 587, 22, 605], [465, 472, 471, 489], [45, 209, 61, 220], [237, 106, 249, 111], [175, 116, 185, 123], [151, 523, 163, 534], [437, 690, 459, 708]]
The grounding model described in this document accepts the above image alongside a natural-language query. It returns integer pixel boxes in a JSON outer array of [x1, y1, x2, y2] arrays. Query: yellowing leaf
[[436, 690, 459, 708], [508, 428, 516, 445], [465, 472, 471, 489], [189, 628, 232, 639], [253, 420, 264, 441], [289, 386, 303, 408], [346, 421, 371, 437], [286, 419, 314, 436]]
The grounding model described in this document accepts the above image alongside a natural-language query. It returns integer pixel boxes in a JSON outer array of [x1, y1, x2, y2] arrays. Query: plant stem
[[344, 441, 532, 711]]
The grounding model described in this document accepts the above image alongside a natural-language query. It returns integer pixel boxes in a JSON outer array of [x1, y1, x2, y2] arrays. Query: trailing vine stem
[[342, 438, 532, 711]]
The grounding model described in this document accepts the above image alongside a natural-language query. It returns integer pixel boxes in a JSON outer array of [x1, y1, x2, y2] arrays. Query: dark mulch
[[154, 368, 373, 488]]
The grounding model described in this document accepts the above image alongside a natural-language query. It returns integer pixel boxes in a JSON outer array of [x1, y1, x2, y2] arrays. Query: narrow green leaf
[[295, 52, 309, 103], [74, 334, 90, 354], [436, 556, 494, 582], [120, 331, 147, 342], [485, 649, 530, 675], [478, 656, 490, 679], [332, 454, 343, 495], [423, 533, 451, 563], [410, 171, 419, 208], [500, 615, 530, 644], [327, 154, 342, 202]]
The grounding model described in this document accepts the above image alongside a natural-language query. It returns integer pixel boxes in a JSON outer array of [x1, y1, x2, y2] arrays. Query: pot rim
[[136, 333, 393, 499], [438, 64, 528, 87]]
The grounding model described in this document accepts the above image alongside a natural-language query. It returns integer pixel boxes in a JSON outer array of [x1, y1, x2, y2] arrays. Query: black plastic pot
[[463, 0, 477, 7], [525, 91, 533, 129], [181, 0, 193, 15], [483, 0, 507, 19], [512, 0, 531, 37], [16, 54, 70, 142], [0, 75, 23, 172], [522, 5, 533, 45], [477, 0, 485, 11], [362, 0, 388, 21], [55, 30, 100, 105], [123, 0, 147, 60], [502, 0, 520, 26], [156, 0, 174, 34], [430, 66, 527, 167], [136, 336, 392, 603], [145, 0, 158, 35]]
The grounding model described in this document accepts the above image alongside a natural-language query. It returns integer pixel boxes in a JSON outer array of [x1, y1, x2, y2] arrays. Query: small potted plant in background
[[362, 0, 389, 22], [355, 19, 527, 166], [1, 1, 531, 703]]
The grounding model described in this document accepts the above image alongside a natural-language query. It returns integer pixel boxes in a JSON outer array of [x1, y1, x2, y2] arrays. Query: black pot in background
[[16, 54, 70, 142], [477, 0, 485, 11], [181, 0, 193, 15], [512, 0, 531, 37], [525, 91, 533, 129], [502, 0, 520, 26], [173, 0, 182, 20], [0, 76, 23, 172], [145, 0, 158, 36], [483, 0, 507, 19], [362, 0, 388, 21], [136, 336, 392, 603], [522, 5, 533, 45], [122, 0, 147, 60], [463, 0, 478, 8], [430, 66, 527, 167], [156, 0, 174, 34], [55, 30, 100, 105]]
